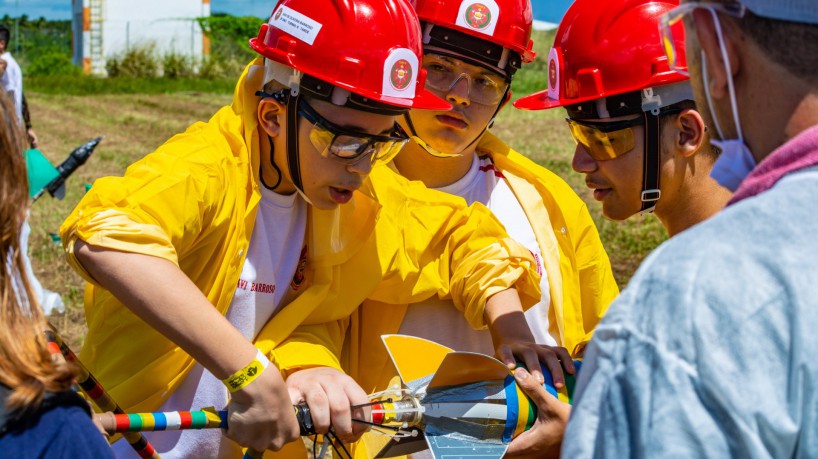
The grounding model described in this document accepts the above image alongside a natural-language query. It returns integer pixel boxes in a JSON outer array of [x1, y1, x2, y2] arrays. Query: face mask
[[699, 13, 757, 192]]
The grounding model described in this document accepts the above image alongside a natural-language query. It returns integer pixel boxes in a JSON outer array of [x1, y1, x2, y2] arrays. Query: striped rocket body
[[503, 360, 583, 442]]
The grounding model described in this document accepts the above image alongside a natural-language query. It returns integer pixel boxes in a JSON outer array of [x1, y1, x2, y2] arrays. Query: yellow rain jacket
[[60, 60, 540, 457], [345, 132, 620, 403]]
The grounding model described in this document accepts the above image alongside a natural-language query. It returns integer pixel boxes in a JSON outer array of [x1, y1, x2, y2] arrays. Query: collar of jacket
[[475, 132, 567, 345]]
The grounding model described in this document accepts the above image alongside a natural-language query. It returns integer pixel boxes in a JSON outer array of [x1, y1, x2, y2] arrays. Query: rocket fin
[[425, 427, 509, 459], [427, 352, 511, 389], [374, 434, 428, 458], [382, 335, 453, 389]]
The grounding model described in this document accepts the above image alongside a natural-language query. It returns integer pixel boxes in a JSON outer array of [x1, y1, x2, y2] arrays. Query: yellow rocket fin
[[382, 335, 453, 386]]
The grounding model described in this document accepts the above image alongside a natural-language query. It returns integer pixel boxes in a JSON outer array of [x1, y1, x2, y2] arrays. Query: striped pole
[[45, 326, 161, 459], [94, 408, 227, 435]]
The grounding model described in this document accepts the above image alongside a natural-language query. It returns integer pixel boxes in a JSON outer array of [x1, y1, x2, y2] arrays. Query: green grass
[[27, 75, 237, 95]]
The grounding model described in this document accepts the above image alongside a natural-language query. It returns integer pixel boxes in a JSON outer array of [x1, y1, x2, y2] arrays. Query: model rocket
[[367, 335, 580, 459]]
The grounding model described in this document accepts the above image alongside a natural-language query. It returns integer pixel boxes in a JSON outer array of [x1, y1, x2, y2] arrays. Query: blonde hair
[[0, 91, 75, 414]]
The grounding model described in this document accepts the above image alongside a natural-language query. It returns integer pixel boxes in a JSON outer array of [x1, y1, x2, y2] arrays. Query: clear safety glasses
[[422, 55, 508, 105], [659, 1, 746, 76], [298, 99, 410, 165]]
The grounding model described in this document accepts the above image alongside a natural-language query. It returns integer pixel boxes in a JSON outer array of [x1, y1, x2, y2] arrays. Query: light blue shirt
[[565, 167, 818, 458]]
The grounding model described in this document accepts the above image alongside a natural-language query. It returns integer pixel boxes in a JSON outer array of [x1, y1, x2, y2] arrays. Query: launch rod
[[44, 326, 161, 459]]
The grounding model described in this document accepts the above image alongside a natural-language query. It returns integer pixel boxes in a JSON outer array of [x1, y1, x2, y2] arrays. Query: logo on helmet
[[456, 0, 500, 36], [382, 48, 418, 100], [465, 3, 491, 29], [547, 47, 561, 101], [274, 7, 283, 21], [390, 59, 413, 91], [549, 59, 557, 90]]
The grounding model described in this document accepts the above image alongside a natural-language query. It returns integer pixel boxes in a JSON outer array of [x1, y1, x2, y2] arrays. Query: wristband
[[222, 349, 270, 393]]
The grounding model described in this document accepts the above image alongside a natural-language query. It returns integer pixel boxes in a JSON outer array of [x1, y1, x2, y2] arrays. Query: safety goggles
[[422, 55, 508, 105], [567, 107, 686, 161], [298, 99, 409, 165], [566, 117, 643, 161], [659, 1, 746, 76]]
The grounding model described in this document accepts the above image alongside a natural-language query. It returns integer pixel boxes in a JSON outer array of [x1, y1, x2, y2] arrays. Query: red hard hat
[[251, 0, 450, 111], [414, 0, 535, 63], [514, 0, 688, 110]]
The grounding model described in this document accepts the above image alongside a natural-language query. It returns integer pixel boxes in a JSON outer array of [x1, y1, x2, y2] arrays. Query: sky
[[0, 0, 569, 27], [0, 0, 271, 20]]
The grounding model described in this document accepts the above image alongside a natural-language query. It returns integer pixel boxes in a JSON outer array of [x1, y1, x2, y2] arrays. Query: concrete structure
[[72, 0, 211, 75]]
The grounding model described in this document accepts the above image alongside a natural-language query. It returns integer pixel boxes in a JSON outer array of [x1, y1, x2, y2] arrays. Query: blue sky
[[0, 0, 570, 26], [0, 0, 271, 20]]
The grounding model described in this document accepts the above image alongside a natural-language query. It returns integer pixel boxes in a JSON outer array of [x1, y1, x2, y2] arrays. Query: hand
[[0, 59, 6, 75], [226, 363, 301, 452], [496, 341, 575, 389], [483, 289, 574, 388], [286, 366, 371, 444], [26, 128, 38, 149], [505, 367, 571, 458]]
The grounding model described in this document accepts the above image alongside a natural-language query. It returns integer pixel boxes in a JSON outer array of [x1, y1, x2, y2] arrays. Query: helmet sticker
[[269, 5, 323, 46], [456, 0, 500, 36], [390, 60, 413, 91], [547, 47, 561, 101], [382, 48, 418, 99]]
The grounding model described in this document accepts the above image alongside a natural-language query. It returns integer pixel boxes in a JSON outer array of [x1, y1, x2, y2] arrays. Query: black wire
[[351, 418, 403, 431], [350, 398, 392, 410]]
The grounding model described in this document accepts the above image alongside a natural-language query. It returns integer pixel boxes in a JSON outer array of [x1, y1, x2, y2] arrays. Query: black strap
[[640, 111, 662, 212], [286, 93, 304, 194], [403, 86, 509, 156]]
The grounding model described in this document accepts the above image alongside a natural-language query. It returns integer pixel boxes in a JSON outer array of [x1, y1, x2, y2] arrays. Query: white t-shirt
[[114, 186, 308, 459], [1, 52, 23, 122], [399, 155, 557, 354]]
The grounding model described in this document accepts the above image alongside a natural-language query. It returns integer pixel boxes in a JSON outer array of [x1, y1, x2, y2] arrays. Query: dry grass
[[28, 92, 232, 349], [28, 90, 664, 350]]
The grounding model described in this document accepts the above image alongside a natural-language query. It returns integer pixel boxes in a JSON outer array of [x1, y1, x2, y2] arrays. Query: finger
[[345, 383, 372, 439], [552, 346, 575, 374], [322, 381, 354, 442], [304, 386, 331, 434], [536, 347, 565, 388], [520, 346, 544, 384], [288, 386, 305, 405], [497, 344, 516, 369]]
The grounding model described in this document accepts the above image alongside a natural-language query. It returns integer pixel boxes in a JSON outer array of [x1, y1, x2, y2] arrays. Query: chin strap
[[404, 86, 510, 158], [285, 93, 303, 193], [260, 134, 283, 191], [639, 111, 662, 214]]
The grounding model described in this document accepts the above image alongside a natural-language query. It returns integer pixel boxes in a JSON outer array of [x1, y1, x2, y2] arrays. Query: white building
[[71, 0, 211, 75]]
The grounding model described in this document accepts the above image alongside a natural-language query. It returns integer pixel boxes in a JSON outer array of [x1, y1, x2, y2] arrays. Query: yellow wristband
[[223, 349, 270, 393]]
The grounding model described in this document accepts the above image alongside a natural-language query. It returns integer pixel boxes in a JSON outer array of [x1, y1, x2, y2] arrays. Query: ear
[[257, 97, 285, 138], [674, 108, 707, 158], [691, 8, 741, 100]]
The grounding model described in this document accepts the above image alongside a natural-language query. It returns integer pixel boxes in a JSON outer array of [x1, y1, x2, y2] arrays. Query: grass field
[[27, 30, 667, 349]]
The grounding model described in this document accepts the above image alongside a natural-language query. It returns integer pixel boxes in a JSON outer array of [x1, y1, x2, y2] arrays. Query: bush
[[26, 51, 81, 77], [162, 52, 195, 79], [106, 44, 159, 78]]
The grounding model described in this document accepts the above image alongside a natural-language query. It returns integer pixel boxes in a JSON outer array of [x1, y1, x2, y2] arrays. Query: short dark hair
[[0, 26, 9, 45], [735, 11, 818, 84]]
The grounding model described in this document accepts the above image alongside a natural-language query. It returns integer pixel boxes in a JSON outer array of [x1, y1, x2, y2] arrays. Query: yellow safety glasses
[[299, 99, 409, 166], [565, 117, 641, 161]]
